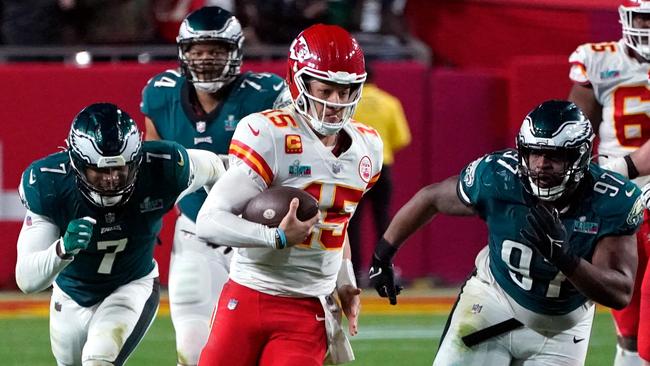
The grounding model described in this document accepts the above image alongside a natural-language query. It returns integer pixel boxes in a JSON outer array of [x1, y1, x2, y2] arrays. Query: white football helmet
[[620, 0, 650, 60]]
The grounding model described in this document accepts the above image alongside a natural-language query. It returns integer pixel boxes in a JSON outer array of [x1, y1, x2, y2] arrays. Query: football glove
[[368, 238, 402, 305], [61, 217, 96, 257], [520, 203, 579, 274]]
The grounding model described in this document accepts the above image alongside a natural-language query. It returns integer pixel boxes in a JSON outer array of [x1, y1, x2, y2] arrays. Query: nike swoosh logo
[[177, 150, 185, 167], [29, 170, 36, 185], [315, 315, 325, 321], [573, 336, 585, 343], [625, 188, 636, 197], [368, 267, 382, 280], [248, 123, 260, 136], [273, 82, 284, 91]]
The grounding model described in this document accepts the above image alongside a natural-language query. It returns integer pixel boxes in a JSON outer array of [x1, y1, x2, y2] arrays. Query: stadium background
[[0, 0, 622, 287], [0, 1, 631, 364]]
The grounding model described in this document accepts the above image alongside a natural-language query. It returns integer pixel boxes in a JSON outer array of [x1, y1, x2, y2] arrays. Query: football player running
[[140, 6, 290, 366], [568, 2, 650, 364], [15, 103, 225, 366], [195, 24, 383, 365], [369, 100, 642, 365]]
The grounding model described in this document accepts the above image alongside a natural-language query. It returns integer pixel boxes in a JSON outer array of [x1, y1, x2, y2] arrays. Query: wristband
[[274, 228, 287, 249], [374, 238, 398, 262], [56, 239, 74, 259], [336, 258, 357, 289], [624, 155, 640, 180]]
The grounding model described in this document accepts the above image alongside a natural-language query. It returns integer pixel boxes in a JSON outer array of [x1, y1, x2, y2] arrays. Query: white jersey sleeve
[[195, 166, 278, 249], [568, 43, 592, 85], [15, 211, 72, 293], [195, 112, 281, 249], [228, 111, 280, 189]]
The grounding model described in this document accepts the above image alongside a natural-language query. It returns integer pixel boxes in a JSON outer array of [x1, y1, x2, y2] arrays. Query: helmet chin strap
[[193, 81, 225, 93], [527, 174, 571, 201], [296, 93, 351, 136], [89, 191, 123, 207], [188, 61, 237, 93]]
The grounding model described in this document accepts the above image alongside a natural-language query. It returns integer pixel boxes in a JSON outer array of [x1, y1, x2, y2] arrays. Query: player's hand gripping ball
[[242, 186, 319, 227]]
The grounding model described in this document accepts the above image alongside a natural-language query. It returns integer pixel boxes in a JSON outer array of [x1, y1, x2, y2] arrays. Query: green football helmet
[[177, 6, 244, 93], [67, 103, 142, 208], [516, 100, 595, 201]]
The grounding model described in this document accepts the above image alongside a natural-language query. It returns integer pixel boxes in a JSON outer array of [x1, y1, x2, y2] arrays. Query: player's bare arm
[[568, 83, 602, 133], [144, 116, 161, 141], [383, 175, 475, 248], [627, 139, 650, 177], [370, 175, 475, 305], [338, 235, 361, 336], [567, 234, 637, 310]]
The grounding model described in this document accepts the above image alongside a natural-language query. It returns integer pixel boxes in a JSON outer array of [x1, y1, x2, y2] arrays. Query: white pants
[[433, 246, 595, 366], [50, 269, 159, 366], [168, 214, 233, 366]]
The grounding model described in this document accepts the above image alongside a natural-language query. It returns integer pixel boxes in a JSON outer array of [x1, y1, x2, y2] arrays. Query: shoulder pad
[[569, 41, 621, 84], [19, 152, 70, 215], [229, 112, 282, 187], [459, 149, 521, 205], [350, 120, 381, 139], [589, 163, 643, 222], [140, 140, 191, 195], [239, 72, 287, 97], [141, 70, 184, 113]]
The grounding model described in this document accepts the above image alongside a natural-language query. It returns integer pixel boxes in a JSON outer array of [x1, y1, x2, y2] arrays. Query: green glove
[[61, 217, 96, 257]]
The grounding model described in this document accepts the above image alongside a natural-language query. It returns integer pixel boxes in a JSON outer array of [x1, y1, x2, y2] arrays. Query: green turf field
[[0, 311, 618, 365]]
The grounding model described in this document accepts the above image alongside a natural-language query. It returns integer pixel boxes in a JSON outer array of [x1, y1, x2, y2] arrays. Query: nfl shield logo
[[105, 212, 115, 224], [332, 162, 342, 174], [227, 298, 238, 310], [196, 121, 207, 133]]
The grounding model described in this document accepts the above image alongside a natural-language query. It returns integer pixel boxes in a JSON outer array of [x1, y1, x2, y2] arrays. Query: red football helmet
[[286, 24, 366, 135], [620, 0, 650, 60]]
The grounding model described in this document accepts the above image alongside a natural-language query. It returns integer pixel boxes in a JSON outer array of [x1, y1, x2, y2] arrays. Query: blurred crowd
[[0, 0, 410, 46]]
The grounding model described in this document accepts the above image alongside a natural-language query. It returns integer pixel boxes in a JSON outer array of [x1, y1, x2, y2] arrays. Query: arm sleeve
[[196, 166, 277, 248], [15, 211, 72, 293], [458, 154, 490, 208], [175, 149, 226, 203]]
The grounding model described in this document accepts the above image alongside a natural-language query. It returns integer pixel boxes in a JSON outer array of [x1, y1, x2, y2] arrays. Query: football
[[242, 186, 319, 227]]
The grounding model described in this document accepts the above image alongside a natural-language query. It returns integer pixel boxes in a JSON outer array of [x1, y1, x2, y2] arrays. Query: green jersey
[[20, 141, 191, 306], [141, 69, 288, 221], [458, 149, 643, 315]]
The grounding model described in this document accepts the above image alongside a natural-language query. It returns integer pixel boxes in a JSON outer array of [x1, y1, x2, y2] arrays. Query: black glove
[[368, 238, 403, 305], [520, 203, 579, 275]]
